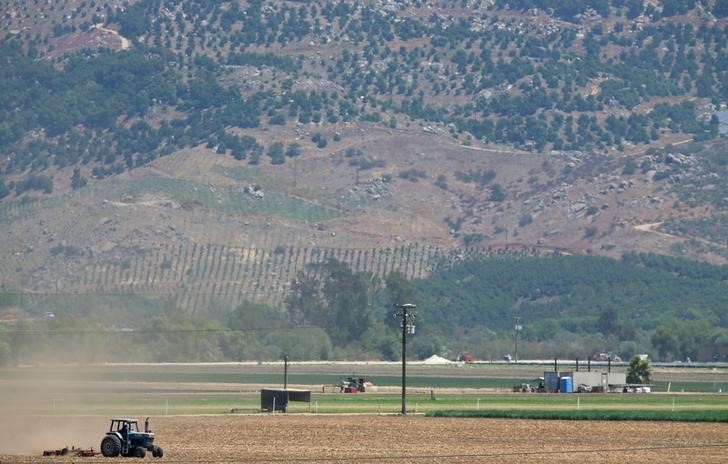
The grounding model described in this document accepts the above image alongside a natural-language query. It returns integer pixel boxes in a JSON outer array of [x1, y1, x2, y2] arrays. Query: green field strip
[[653, 380, 728, 393], [2, 368, 726, 393], [22, 393, 728, 417], [0, 371, 533, 389], [121, 178, 340, 222], [427, 409, 728, 422]]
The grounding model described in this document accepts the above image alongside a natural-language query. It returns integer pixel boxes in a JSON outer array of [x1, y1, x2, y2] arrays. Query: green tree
[[652, 325, 680, 360], [626, 356, 652, 384], [286, 143, 302, 157], [222, 301, 284, 361], [71, 168, 88, 190], [489, 183, 506, 202], [715, 0, 728, 17], [287, 273, 327, 328], [15, 175, 53, 195], [0, 177, 9, 199], [227, 301, 284, 331], [596, 306, 620, 337], [264, 327, 333, 360], [267, 142, 285, 165], [626, 0, 645, 19], [320, 260, 373, 344], [287, 259, 374, 346], [116, 3, 152, 38], [141, 311, 224, 362]]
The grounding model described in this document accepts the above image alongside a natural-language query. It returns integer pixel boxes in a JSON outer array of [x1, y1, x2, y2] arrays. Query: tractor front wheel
[[100, 435, 121, 457], [133, 447, 146, 458], [152, 446, 164, 458]]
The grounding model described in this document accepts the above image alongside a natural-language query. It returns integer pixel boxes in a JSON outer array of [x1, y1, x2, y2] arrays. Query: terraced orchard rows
[[13, 243, 550, 311]]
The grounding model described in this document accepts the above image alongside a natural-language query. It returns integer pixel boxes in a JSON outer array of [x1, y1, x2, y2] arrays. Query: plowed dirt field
[[1, 415, 726, 464]]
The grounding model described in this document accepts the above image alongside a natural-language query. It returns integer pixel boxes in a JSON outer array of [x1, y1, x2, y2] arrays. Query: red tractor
[[339, 376, 375, 393]]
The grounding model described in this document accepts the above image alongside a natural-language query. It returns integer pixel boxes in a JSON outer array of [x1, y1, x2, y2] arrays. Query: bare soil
[[1, 415, 726, 463]]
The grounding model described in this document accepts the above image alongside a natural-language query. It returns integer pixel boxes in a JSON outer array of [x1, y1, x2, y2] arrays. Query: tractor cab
[[101, 417, 163, 458], [111, 418, 140, 435]]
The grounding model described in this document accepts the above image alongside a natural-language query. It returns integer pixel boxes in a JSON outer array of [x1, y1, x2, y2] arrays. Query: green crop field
[[0, 370, 534, 390], [12, 370, 724, 393], [27, 392, 728, 419], [2, 363, 727, 421], [428, 409, 728, 422], [6, 366, 725, 393]]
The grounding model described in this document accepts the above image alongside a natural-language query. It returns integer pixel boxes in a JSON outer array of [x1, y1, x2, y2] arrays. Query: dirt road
[[92, 24, 130, 50]]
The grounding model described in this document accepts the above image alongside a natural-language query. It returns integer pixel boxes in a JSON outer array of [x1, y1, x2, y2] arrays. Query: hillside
[[0, 0, 727, 313]]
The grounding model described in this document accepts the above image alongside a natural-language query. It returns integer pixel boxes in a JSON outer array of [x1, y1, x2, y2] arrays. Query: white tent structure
[[421, 355, 454, 365]]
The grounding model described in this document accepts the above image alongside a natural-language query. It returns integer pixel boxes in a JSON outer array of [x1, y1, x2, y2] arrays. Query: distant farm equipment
[[339, 376, 375, 393], [513, 378, 545, 393], [43, 446, 96, 457], [513, 383, 535, 393], [100, 417, 163, 458]]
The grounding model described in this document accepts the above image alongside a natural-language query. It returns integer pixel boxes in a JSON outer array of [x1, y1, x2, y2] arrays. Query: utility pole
[[514, 317, 521, 363], [283, 355, 289, 390], [397, 304, 416, 416]]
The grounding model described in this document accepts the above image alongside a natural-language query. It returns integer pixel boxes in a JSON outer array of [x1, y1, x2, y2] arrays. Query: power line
[[6, 326, 323, 336], [0, 290, 275, 296]]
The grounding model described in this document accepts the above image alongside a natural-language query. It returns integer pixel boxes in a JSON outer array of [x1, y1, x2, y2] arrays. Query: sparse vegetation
[[1, 0, 727, 193], [455, 169, 496, 187], [398, 169, 427, 182], [489, 184, 506, 202], [518, 214, 533, 227]]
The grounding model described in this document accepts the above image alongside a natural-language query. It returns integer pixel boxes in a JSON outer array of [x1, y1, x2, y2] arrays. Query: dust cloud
[[0, 415, 106, 455], [0, 366, 109, 456]]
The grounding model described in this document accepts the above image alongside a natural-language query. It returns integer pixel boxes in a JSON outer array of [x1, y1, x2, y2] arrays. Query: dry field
[[1, 415, 726, 464]]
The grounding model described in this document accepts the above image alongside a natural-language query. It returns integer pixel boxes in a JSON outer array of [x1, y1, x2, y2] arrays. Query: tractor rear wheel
[[152, 446, 164, 458], [100, 435, 121, 457], [133, 447, 146, 458]]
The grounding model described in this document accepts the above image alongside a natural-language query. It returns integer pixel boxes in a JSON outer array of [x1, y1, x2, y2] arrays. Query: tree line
[[1, 253, 725, 364]]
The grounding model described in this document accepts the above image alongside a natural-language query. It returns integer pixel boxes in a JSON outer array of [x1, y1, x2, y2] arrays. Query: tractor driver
[[120, 422, 129, 440]]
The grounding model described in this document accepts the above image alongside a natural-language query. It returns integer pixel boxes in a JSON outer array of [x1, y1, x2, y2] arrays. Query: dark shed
[[260, 389, 311, 412]]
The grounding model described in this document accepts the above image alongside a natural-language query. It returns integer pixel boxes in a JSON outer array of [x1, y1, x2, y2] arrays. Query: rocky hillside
[[1, 0, 726, 311]]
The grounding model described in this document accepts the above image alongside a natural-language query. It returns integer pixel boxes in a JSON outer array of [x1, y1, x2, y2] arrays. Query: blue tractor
[[100, 418, 163, 458]]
